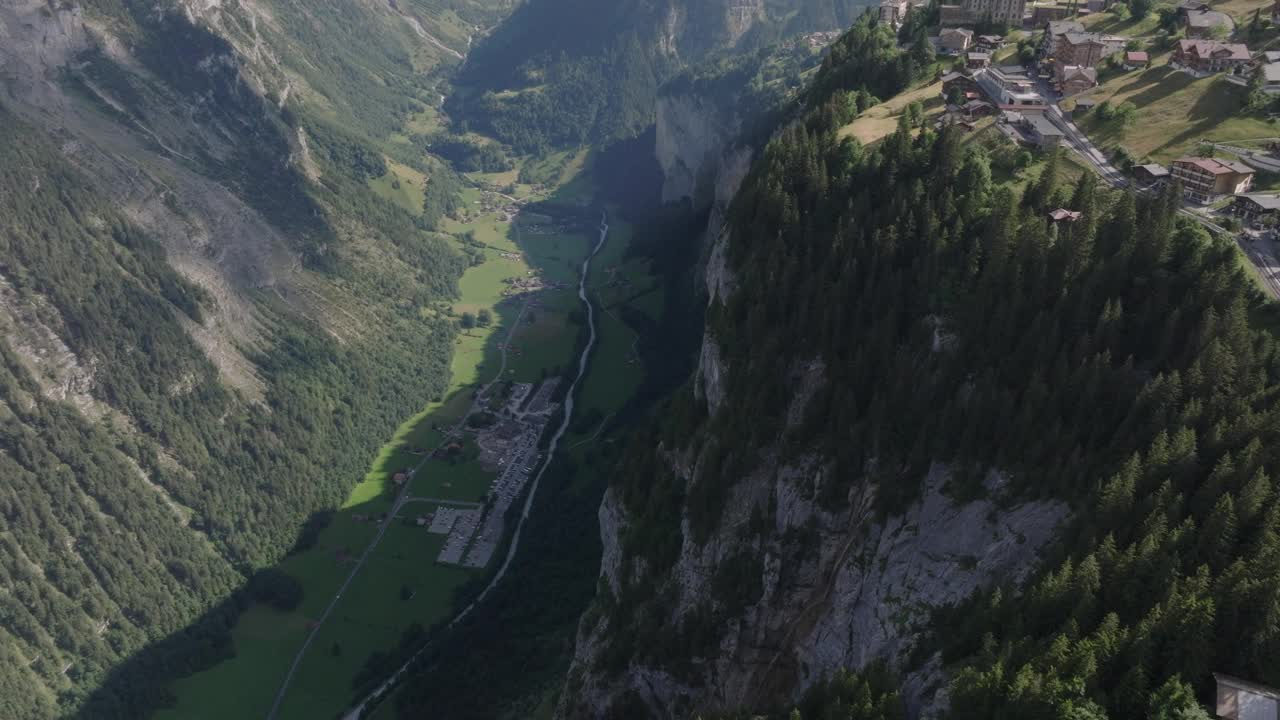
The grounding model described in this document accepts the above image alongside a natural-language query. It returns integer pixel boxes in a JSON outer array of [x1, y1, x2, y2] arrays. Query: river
[[341, 211, 609, 719]]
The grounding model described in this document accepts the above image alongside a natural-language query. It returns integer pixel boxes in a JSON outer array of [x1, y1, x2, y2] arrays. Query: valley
[[10, 0, 1280, 719]]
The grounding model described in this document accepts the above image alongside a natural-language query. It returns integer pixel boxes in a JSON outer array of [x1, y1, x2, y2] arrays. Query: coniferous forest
[[598, 39, 1280, 716]]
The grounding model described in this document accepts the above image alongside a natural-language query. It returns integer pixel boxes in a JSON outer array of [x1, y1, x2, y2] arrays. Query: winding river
[[342, 211, 610, 719]]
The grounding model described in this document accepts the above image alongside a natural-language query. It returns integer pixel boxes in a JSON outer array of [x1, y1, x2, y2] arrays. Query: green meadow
[[161, 169, 599, 720]]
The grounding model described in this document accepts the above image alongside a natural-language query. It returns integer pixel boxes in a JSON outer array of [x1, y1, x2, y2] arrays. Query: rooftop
[[1046, 20, 1085, 35], [1237, 194, 1280, 210], [1049, 208, 1083, 221], [1126, 51, 1149, 62], [1177, 39, 1251, 62], [1185, 9, 1236, 29], [1061, 65, 1098, 82], [1174, 156, 1255, 175], [1026, 113, 1064, 136], [1137, 163, 1169, 176], [1215, 674, 1280, 701]]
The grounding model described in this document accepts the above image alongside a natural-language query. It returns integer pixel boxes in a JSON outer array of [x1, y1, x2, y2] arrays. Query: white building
[[1216, 673, 1280, 720]]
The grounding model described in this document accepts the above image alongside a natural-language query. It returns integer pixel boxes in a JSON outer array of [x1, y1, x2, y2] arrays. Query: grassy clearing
[[1076, 63, 1279, 164], [368, 158, 428, 216], [838, 81, 943, 145], [1079, 9, 1163, 38]]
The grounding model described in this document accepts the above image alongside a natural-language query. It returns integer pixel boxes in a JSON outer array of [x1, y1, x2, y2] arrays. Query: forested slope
[[560, 15, 1280, 720], [0, 0, 513, 716]]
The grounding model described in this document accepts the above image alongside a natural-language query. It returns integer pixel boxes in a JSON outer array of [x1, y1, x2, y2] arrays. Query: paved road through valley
[[339, 212, 611, 720]]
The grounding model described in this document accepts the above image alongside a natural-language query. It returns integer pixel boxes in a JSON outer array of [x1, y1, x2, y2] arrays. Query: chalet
[[393, 472, 409, 485], [1184, 8, 1236, 39], [1274, 0, 1280, 24], [1024, 113, 1065, 149], [1123, 51, 1150, 70], [1231, 194, 1280, 225], [967, 51, 992, 69], [1171, 157, 1255, 203], [942, 71, 980, 100], [1059, 65, 1099, 95], [1048, 208, 1083, 222], [1215, 673, 1280, 720], [1133, 163, 1169, 185], [1041, 19, 1085, 57], [940, 28, 975, 55], [976, 34, 1005, 52], [1172, 39, 1252, 76], [962, 99, 994, 117]]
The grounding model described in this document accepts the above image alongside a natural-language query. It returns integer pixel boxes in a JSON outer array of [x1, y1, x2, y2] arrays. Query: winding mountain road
[[339, 213, 610, 720]]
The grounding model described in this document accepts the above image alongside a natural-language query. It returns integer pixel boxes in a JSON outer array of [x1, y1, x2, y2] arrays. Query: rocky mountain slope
[[0, 0, 513, 716], [559, 17, 1280, 720]]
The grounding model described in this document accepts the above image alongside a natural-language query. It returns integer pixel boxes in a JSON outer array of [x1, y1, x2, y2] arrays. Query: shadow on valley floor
[[73, 200, 606, 720]]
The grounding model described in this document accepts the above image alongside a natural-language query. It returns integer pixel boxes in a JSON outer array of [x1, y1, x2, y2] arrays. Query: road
[[1027, 82, 1280, 300], [265, 294, 533, 720], [341, 212, 610, 720]]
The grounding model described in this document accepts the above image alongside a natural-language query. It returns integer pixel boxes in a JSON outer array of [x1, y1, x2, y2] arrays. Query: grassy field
[[1075, 58, 1279, 164], [162, 158, 600, 720], [368, 158, 428, 216], [838, 81, 944, 145]]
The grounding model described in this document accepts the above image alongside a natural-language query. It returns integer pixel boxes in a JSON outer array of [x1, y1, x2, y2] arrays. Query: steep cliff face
[[564, 416, 1068, 720]]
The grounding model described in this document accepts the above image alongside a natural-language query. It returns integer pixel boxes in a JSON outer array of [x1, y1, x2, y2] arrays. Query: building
[[1041, 19, 1085, 56], [1215, 674, 1280, 720], [962, 99, 995, 117], [879, 0, 910, 25], [1171, 156, 1256, 202], [1032, 4, 1075, 25], [967, 51, 993, 69], [940, 28, 975, 55], [1184, 8, 1237, 38], [1049, 208, 1083, 222], [1231, 194, 1280, 225], [976, 65, 1045, 105], [1133, 163, 1169, 185], [1263, 62, 1280, 94], [1123, 51, 1150, 69], [1024, 113, 1065, 148], [960, 0, 1027, 27], [940, 4, 968, 25], [1054, 32, 1127, 69], [977, 34, 1006, 51], [1172, 39, 1252, 76], [1058, 65, 1098, 95], [942, 71, 981, 100], [936, 0, 1026, 28]]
